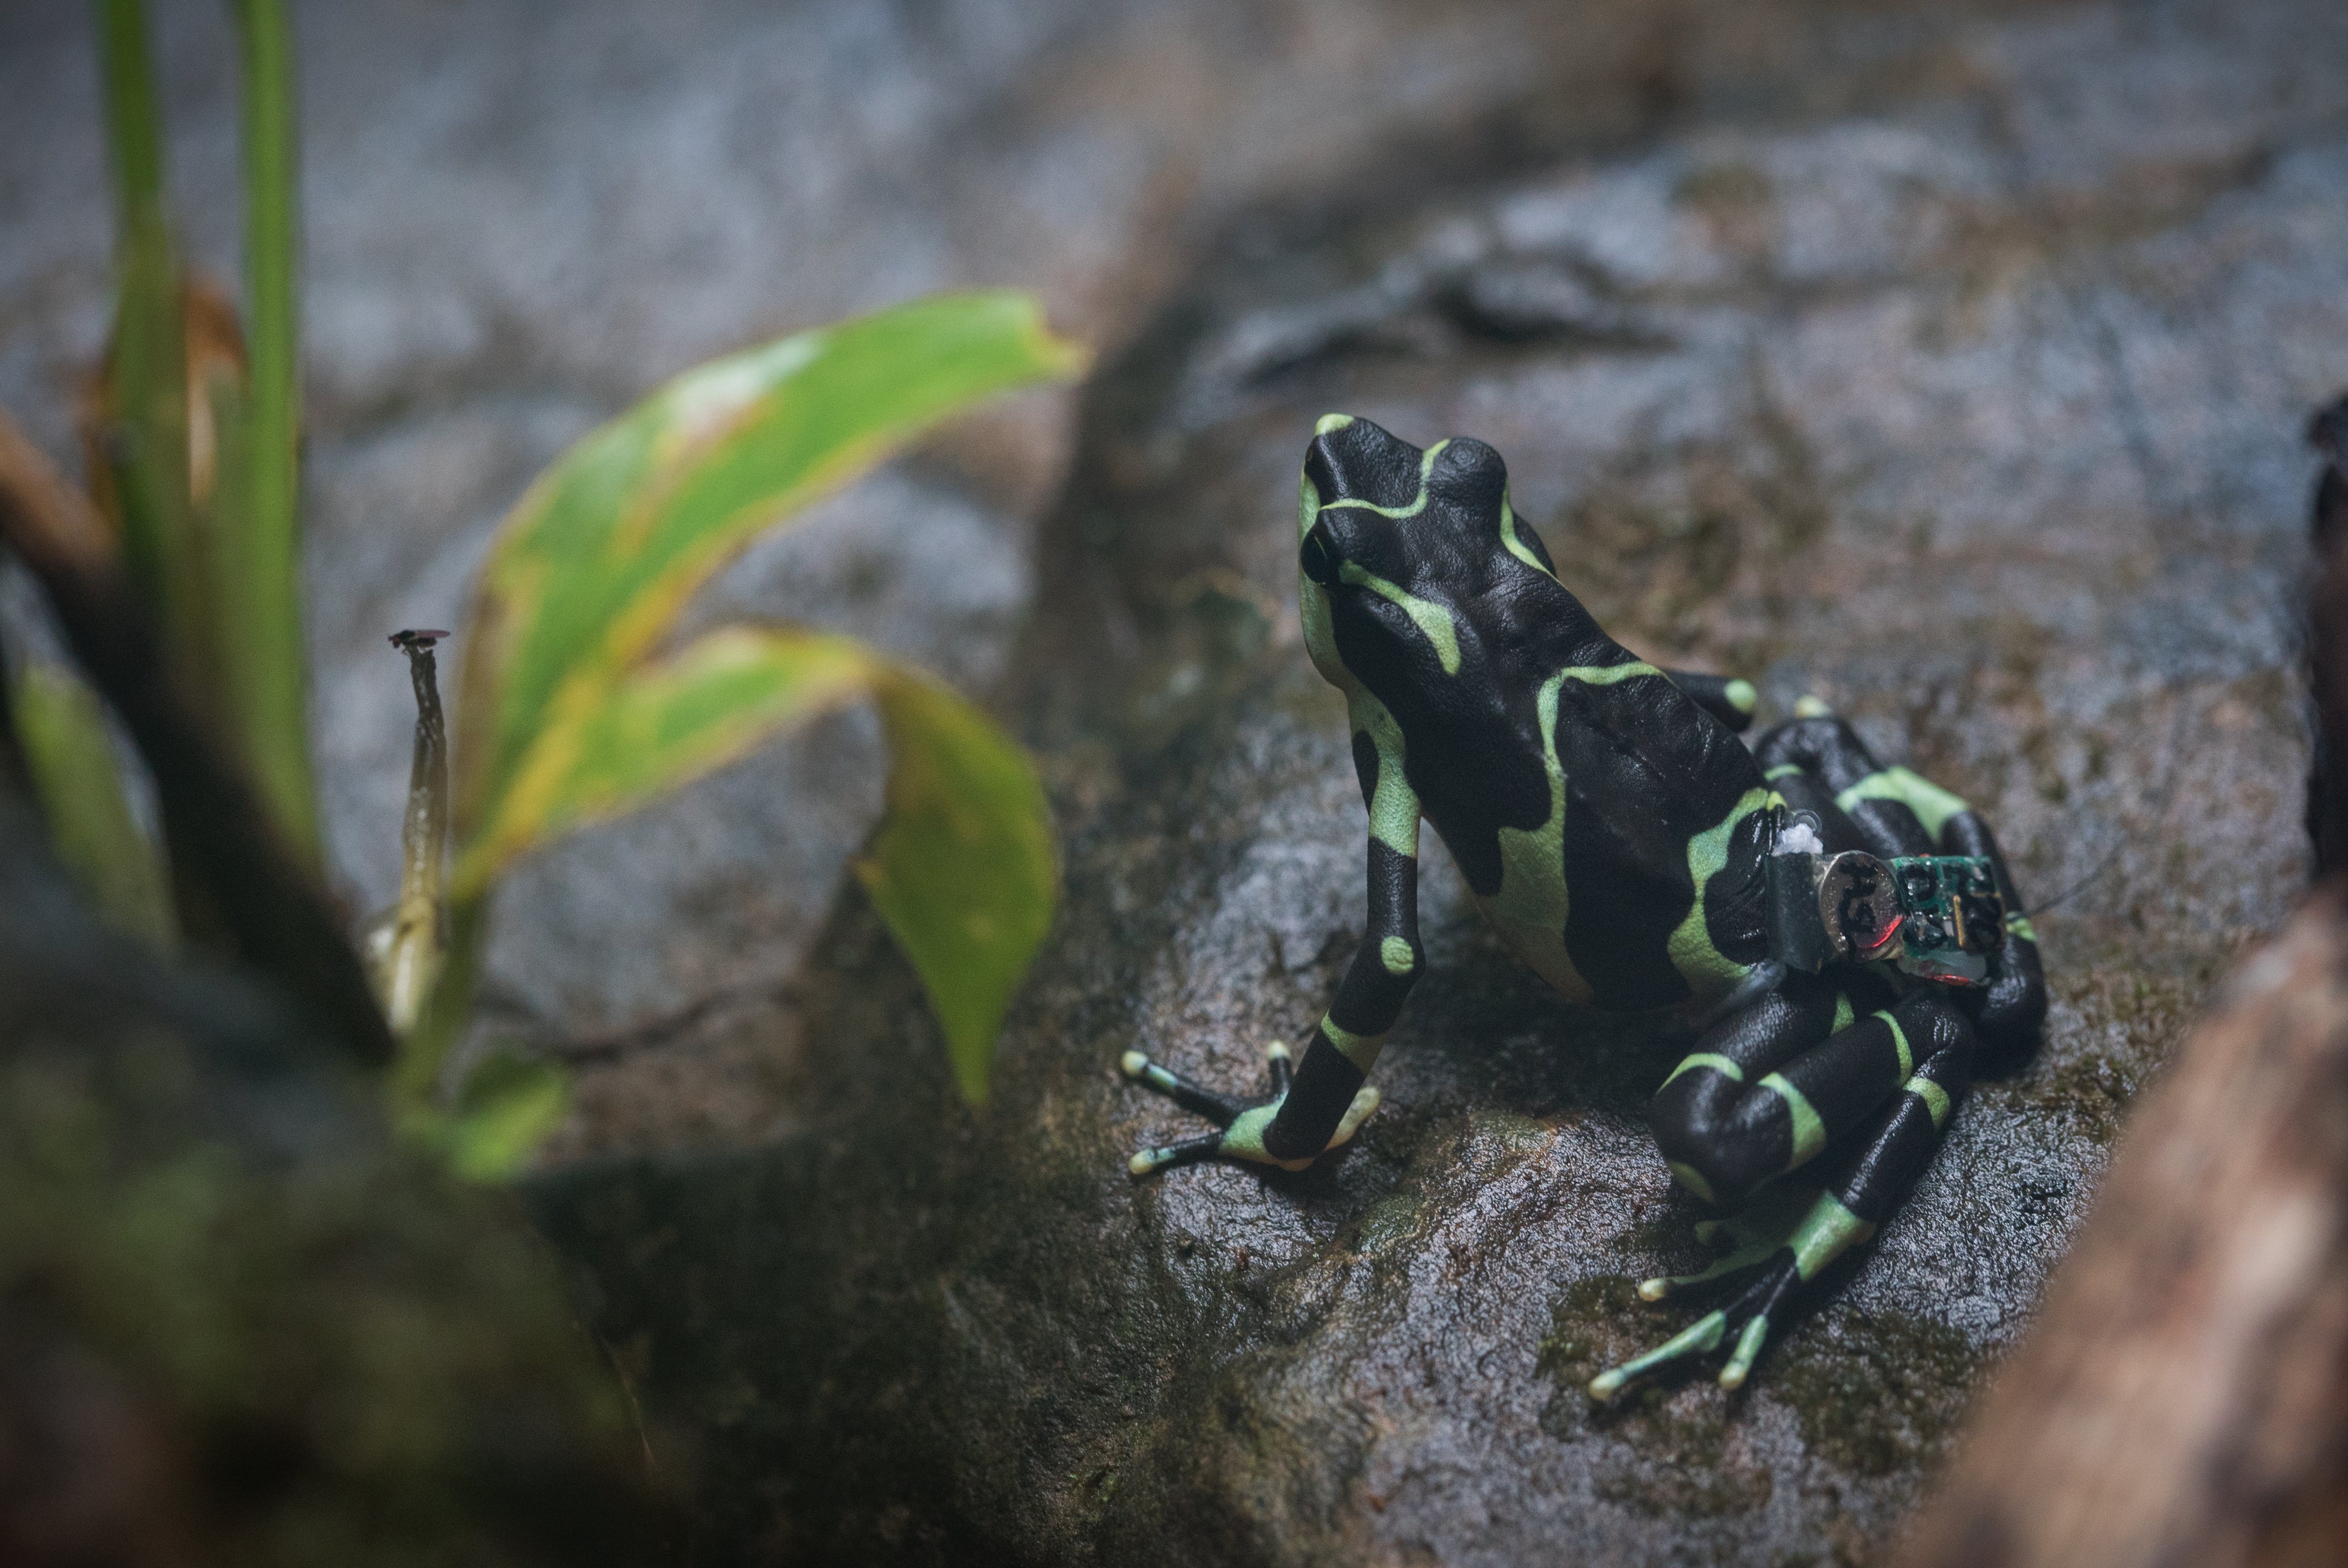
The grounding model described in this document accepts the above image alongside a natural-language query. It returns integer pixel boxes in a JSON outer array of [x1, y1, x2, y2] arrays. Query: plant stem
[[223, 0, 318, 864], [399, 892, 488, 1108], [385, 631, 449, 1037]]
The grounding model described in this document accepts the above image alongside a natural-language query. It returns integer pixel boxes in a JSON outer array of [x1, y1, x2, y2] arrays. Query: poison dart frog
[[1120, 415, 2047, 1396]]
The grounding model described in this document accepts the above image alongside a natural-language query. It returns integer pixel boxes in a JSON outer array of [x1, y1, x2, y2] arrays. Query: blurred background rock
[[5, 1, 2347, 1562], [8, 0, 2222, 1154]]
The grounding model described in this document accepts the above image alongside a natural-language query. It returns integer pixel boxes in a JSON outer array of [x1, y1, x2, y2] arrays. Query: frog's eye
[[1299, 525, 1341, 586]]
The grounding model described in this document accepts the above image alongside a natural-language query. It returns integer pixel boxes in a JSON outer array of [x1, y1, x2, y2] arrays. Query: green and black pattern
[[1121, 416, 2047, 1396]]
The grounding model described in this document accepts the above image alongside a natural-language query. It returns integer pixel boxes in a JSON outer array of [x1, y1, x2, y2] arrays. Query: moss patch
[[1533, 1277, 1774, 1517], [1769, 1309, 1984, 1477]]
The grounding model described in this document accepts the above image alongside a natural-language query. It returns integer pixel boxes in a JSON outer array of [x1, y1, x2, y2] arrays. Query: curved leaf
[[457, 626, 874, 891], [452, 291, 1087, 857], [856, 669, 1058, 1105], [446, 627, 1058, 1107]]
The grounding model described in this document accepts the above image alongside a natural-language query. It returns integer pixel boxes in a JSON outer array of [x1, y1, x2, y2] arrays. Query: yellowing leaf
[[452, 291, 1087, 857], [458, 627, 874, 892], [856, 670, 1057, 1105]]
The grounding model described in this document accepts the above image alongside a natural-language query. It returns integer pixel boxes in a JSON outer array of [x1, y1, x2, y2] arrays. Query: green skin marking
[[1757, 1071, 1827, 1167], [1340, 560, 1463, 675], [1662, 1053, 1745, 1087], [1487, 669, 1588, 1000], [1881, 1011, 1913, 1077], [1667, 786, 1773, 993], [1836, 766, 1971, 839], [1319, 1014, 1383, 1074], [1499, 494, 1552, 578]]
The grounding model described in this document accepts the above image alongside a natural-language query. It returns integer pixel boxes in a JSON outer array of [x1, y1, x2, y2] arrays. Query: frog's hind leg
[[1754, 704, 1938, 859], [1647, 968, 1909, 1210], [1594, 990, 1978, 1399]]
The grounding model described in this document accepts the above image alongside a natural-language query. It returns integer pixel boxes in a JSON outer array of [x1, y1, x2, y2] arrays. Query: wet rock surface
[[533, 3, 2348, 1562]]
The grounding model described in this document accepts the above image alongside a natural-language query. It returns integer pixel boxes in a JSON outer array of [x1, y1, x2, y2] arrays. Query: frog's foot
[[1120, 1041, 1380, 1175], [1587, 1181, 1876, 1401]]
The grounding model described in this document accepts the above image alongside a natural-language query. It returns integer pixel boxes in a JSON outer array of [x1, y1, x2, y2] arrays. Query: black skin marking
[[1553, 675, 1772, 1008], [1661, 670, 1757, 734], [1121, 417, 2050, 1396], [1265, 1035, 1367, 1163], [1828, 1000, 1975, 1225], [1326, 838, 1421, 1036], [1306, 424, 1770, 1011]]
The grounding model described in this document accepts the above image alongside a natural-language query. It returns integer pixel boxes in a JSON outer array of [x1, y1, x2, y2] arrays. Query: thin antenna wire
[[2021, 838, 2125, 920], [2022, 691, 2193, 922]]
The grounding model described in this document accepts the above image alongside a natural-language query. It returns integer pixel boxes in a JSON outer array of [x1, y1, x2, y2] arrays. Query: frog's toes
[[1121, 1042, 1344, 1176], [1118, 1048, 1248, 1124], [1330, 1083, 1381, 1148], [1126, 1135, 1228, 1175], [1589, 1309, 1729, 1402], [1595, 1180, 1882, 1398], [1593, 1252, 1802, 1401]]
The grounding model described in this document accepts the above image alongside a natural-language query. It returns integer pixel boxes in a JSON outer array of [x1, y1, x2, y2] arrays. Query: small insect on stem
[[381, 628, 451, 1036]]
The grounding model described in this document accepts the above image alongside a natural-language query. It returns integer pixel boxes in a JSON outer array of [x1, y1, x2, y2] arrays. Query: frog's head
[[1296, 414, 1550, 689]]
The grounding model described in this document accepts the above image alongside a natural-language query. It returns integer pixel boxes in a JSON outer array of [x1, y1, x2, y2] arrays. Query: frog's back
[[1299, 417, 1773, 1014]]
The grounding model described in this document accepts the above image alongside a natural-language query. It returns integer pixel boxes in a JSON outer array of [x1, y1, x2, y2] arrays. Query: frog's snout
[[1304, 414, 1425, 513]]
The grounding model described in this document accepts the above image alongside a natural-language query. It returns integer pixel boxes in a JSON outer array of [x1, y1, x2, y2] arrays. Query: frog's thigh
[[1934, 808, 2050, 1053], [1759, 708, 1979, 860], [1660, 668, 1758, 735], [1650, 978, 1924, 1208]]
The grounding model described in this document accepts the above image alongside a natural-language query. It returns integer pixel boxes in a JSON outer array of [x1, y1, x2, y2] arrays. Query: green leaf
[[12, 662, 175, 950], [857, 669, 1057, 1105], [451, 290, 1087, 880], [410, 1049, 571, 1184], [437, 628, 1057, 1111], [466, 627, 874, 881]]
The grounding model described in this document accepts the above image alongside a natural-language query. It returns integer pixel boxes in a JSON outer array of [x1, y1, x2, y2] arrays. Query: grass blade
[[220, 0, 318, 862], [91, 0, 201, 669], [10, 661, 174, 948]]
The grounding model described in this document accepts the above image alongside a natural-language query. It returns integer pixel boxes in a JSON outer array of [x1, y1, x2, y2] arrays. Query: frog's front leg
[[1122, 747, 1422, 1174]]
